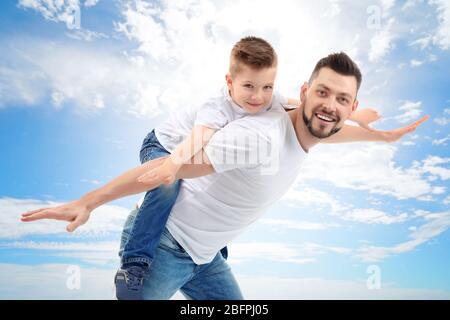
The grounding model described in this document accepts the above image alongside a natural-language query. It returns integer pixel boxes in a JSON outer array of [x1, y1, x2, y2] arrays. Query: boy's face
[[300, 67, 359, 139], [226, 65, 277, 114]]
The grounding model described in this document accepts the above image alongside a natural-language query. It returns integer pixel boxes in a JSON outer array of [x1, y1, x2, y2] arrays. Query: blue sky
[[0, 0, 449, 299]]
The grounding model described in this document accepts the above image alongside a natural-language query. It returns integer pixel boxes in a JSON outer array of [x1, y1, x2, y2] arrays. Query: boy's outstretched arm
[[21, 154, 215, 232], [348, 108, 382, 129], [321, 115, 428, 144]]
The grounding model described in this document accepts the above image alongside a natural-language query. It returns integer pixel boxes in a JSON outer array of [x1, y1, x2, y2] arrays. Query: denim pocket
[[159, 228, 185, 253]]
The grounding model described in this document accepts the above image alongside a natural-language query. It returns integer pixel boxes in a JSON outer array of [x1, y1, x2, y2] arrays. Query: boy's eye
[[263, 85, 273, 90]]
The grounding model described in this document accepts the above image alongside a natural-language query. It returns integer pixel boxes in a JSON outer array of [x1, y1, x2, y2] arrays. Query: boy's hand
[[21, 200, 91, 232], [137, 158, 178, 187], [381, 115, 429, 142], [351, 108, 382, 130]]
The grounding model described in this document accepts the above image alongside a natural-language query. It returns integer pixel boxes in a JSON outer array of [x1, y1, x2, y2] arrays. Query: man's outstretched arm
[[321, 115, 429, 144], [21, 153, 215, 232]]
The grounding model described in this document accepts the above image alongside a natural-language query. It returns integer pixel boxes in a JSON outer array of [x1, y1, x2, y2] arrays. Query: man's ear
[[225, 74, 233, 90], [300, 82, 309, 103], [352, 99, 359, 112]]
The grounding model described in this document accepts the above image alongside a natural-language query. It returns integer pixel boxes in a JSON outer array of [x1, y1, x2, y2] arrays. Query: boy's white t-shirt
[[165, 106, 308, 265], [155, 87, 288, 152]]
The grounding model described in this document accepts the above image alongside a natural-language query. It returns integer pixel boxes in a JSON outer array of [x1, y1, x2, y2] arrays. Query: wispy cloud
[[228, 242, 352, 265], [355, 211, 450, 262], [0, 197, 129, 239], [299, 144, 441, 200], [434, 108, 450, 126], [259, 218, 339, 231], [0, 240, 119, 265], [369, 18, 396, 63], [342, 208, 408, 224], [394, 101, 423, 124]]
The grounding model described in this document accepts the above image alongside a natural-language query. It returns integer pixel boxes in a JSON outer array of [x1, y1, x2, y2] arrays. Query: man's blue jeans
[[119, 208, 244, 300], [120, 130, 182, 266]]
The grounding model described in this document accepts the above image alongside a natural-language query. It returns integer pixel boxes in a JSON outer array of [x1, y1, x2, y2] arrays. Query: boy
[[114, 37, 380, 299]]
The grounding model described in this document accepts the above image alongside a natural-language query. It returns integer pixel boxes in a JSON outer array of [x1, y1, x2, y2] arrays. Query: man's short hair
[[309, 52, 362, 91], [229, 36, 278, 77]]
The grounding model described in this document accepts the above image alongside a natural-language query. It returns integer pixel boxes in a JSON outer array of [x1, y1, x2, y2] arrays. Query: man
[[21, 53, 427, 299]]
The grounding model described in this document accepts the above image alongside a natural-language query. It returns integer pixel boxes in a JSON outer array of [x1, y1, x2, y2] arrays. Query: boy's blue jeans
[[119, 130, 182, 267], [119, 208, 243, 300], [120, 129, 228, 268]]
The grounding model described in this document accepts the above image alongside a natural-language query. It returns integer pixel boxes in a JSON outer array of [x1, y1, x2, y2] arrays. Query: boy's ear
[[225, 74, 233, 89], [300, 82, 309, 103]]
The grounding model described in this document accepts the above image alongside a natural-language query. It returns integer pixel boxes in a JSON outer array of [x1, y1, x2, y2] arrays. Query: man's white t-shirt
[[165, 106, 308, 265], [155, 87, 287, 152]]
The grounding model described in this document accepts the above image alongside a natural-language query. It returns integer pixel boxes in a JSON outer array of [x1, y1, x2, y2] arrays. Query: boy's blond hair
[[229, 36, 278, 77]]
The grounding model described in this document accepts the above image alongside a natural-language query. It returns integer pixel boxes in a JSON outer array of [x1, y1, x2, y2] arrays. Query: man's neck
[[288, 108, 320, 153]]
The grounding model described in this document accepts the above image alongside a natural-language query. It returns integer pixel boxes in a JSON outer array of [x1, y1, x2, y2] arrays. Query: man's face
[[301, 67, 359, 139], [226, 65, 277, 114]]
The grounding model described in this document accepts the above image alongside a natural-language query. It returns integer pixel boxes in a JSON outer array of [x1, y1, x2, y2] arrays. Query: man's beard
[[302, 106, 342, 139]]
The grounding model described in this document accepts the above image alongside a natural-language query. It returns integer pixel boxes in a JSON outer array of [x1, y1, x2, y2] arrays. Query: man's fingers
[[67, 219, 82, 233], [22, 208, 49, 217], [413, 115, 429, 127], [20, 210, 57, 222]]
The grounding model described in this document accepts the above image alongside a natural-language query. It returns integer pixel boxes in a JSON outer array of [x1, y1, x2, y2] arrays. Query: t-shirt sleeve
[[194, 102, 230, 129], [204, 120, 276, 173], [274, 91, 288, 107]]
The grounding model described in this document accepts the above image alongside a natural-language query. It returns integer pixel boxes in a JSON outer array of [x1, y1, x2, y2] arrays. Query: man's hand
[[381, 115, 429, 142], [350, 108, 382, 130], [21, 200, 91, 232]]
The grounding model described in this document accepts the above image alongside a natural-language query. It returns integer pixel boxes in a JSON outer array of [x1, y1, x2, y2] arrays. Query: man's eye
[[318, 90, 326, 96], [243, 84, 253, 88], [339, 97, 349, 104]]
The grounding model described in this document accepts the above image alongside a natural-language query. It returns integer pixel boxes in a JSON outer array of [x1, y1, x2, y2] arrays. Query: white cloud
[[410, 59, 424, 67], [430, 0, 450, 50], [281, 185, 351, 214], [417, 156, 450, 180], [0, 263, 117, 299], [356, 211, 450, 262], [228, 241, 352, 265], [434, 108, 450, 126], [259, 218, 338, 231], [343, 209, 408, 224], [17, 0, 99, 29], [0, 197, 130, 239], [0, 240, 119, 265], [300, 144, 437, 200], [444, 195, 450, 205], [394, 100, 423, 124], [369, 18, 396, 62], [238, 275, 450, 299], [2, 263, 450, 299], [432, 134, 450, 145]]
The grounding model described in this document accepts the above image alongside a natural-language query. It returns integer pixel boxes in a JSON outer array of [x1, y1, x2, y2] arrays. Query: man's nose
[[323, 96, 337, 112]]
